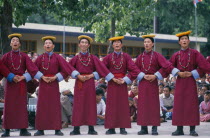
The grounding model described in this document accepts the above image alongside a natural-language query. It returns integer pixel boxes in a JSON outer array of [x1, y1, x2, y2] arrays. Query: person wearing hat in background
[[69, 35, 114, 135], [135, 34, 174, 135], [169, 31, 210, 136], [1, 33, 40, 137], [199, 91, 210, 122], [102, 36, 140, 135], [33, 36, 76, 136]]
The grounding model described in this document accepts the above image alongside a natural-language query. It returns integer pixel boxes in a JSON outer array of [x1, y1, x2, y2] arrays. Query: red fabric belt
[[44, 74, 55, 77], [113, 73, 125, 78], [78, 74, 91, 90]]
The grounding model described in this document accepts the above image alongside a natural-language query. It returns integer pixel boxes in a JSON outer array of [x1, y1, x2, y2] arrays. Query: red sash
[[78, 74, 91, 90], [113, 73, 125, 79]]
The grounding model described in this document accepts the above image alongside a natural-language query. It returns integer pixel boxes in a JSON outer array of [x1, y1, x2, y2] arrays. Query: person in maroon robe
[[102, 36, 140, 135], [33, 36, 75, 136], [135, 35, 174, 135], [69, 35, 114, 135], [170, 31, 210, 136], [1, 33, 39, 137]]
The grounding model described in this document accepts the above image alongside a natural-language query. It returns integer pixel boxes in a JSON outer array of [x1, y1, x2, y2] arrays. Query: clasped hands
[[77, 74, 94, 82], [112, 78, 125, 85], [144, 75, 157, 82], [13, 75, 25, 83], [41, 76, 57, 83], [177, 71, 192, 78]]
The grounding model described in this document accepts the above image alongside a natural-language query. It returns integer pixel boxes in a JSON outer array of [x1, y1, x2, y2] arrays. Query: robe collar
[[45, 51, 53, 56], [114, 51, 121, 55]]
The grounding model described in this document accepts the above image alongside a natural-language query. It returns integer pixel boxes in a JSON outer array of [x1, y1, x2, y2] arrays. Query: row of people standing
[[1, 31, 210, 137]]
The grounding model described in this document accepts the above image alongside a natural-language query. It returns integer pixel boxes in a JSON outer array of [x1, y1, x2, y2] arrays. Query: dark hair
[[97, 84, 107, 89], [178, 35, 189, 41], [163, 85, 172, 92], [44, 39, 55, 45], [111, 39, 122, 45], [96, 88, 104, 96], [79, 38, 90, 44], [10, 36, 22, 44], [202, 85, 209, 90], [144, 37, 154, 43], [158, 83, 164, 87]]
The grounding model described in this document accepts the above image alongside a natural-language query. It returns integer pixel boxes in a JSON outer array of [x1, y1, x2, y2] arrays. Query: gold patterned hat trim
[[141, 34, 156, 38], [8, 33, 22, 39], [41, 36, 56, 41], [109, 36, 124, 41], [176, 31, 192, 37], [78, 35, 93, 43]]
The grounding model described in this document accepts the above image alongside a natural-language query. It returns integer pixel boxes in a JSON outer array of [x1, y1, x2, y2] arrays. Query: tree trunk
[[107, 17, 115, 54], [0, 0, 13, 54]]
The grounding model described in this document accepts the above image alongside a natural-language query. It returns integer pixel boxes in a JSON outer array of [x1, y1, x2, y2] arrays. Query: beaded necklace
[[78, 52, 91, 66], [141, 51, 153, 72], [178, 49, 191, 69], [10, 51, 22, 70], [111, 52, 124, 70], [42, 53, 51, 70]]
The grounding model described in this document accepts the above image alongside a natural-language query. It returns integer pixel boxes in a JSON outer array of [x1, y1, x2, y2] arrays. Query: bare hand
[[178, 72, 186, 78], [83, 74, 94, 81], [118, 78, 125, 84], [77, 75, 86, 82], [184, 71, 192, 78], [13, 75, 20, 83], [48, 76, 57, 83], [42, 76, 50, 83]]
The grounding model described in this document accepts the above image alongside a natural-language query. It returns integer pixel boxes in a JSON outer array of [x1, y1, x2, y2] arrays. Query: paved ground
[[1, 121, 210, 137]]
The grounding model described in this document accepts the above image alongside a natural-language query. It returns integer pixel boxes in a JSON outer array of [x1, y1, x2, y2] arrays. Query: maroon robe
[[170, 48, 210, 126], [136, 51, 173, 126], [0, 59, 10, 80], [69, 53, 110, 126], [103, 52, 140, 128], [1, 51, 38, 129], [35, 53, 74, 130]]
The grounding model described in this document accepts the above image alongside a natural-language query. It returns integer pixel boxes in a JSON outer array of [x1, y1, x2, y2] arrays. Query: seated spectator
[[158, 83, 164, 95], [200, 91, 210, 122], [160, 86, 174, 120], [128, 84, 138, 98], [129, 97, 137, 122], [97, 84, 107, 102], [60, 88, 73, 128], [96, 88, 106, 125], [198, 85, 209, 105]]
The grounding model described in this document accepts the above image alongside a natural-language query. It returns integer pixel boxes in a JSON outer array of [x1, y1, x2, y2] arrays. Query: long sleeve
[[156, 53, 174, 80], [93, 55, 113, 81], [124, 54, 140, 82]]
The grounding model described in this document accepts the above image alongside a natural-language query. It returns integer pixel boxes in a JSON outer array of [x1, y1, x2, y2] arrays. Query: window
[[123, 46, 144, 58], [162, 48, 179, 59], [21, 40, 37, 53], [53, 42, 77, 55]]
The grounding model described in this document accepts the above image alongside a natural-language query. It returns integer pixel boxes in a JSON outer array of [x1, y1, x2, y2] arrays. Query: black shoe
[[172, 126, 184, 136], [152, 126, 158, 135], [137, 126, 148, 135], [20, 129, 31, 136], [34, 130, 44, 136], [190, 126, 198, 136], [88, 130, 98, 135], [1, 129, 10, 137], [70, 126, 80, 135], [55, 130, 64, 136], [190, 130, 198, 136], [105, 129, 116, 135], [120, 128, 127, 135], [88, 126, 98, 135]]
